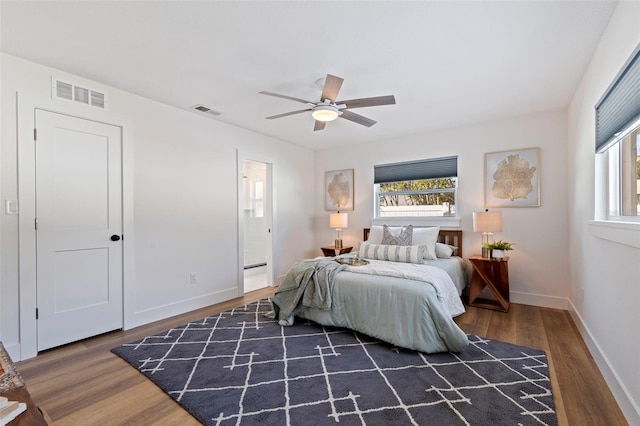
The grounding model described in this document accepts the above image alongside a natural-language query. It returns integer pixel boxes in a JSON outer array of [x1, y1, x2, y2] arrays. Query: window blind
[[595, 44, 640, 153], [374, 156, 457, 184]]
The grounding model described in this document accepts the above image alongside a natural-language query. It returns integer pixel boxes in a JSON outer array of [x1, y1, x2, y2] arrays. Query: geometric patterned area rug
[[0, 341, 25, 393], [112, 299, 557, 426]]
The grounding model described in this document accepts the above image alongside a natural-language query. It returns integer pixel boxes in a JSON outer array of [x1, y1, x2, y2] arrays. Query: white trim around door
[[236, 150, 275, 296], [16, 92, 135, 361]]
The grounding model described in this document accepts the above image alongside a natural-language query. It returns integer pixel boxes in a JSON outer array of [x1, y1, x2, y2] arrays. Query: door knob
[[110, 235, 121, 241]]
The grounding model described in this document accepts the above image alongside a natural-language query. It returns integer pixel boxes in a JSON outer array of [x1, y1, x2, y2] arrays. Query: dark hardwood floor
[[15, 288, 627, 425]]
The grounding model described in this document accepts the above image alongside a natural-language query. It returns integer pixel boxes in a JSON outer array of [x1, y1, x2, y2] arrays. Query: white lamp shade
[[329, 212, 348, 229], [472, 211, 502, 233]]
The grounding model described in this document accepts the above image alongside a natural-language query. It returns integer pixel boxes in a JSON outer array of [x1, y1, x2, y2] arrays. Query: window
[[374, 156, 457, 218], [596, 44, 640, 220], [604, 121, 640, 217]]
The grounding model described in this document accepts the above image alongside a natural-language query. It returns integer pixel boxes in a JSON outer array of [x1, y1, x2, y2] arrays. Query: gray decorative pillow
[[381, 225, 413, 246]]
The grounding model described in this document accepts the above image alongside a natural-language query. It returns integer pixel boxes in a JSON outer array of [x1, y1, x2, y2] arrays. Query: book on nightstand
[[0, 397, 27, 426]]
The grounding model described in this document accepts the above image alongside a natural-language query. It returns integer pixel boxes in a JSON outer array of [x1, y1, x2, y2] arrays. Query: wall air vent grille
[[74, 86, 90, 104], [91, 91, 106, 109], [191, 104, 221, 117], [52, 78, 107, 109], [56, 80, 73, 101]]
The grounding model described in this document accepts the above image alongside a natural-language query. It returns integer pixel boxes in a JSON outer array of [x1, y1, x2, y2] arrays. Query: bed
[[365, 227, 469, 295], [267, 226, 470, 353]]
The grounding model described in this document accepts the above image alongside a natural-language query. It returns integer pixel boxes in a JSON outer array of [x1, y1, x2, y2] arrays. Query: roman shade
[[374, 156, 458, 184], [595, 44, 640, 153]]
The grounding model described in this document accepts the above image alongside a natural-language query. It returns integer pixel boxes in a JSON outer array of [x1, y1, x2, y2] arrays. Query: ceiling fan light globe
[[311, 105, 339, 122]]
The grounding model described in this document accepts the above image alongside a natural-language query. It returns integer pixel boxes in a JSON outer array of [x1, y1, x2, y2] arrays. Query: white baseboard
[[568, 300, 640, 425], [509, 291, 569, 310], [127, 287, 239, 330], [3, 343, 21, 362]]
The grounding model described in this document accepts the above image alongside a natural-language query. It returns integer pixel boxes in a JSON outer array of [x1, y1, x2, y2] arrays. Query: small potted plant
[[483, 240, 514, 259]]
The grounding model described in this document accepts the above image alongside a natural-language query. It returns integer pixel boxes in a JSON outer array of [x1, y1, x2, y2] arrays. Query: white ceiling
[[0, 1, 617, 150]]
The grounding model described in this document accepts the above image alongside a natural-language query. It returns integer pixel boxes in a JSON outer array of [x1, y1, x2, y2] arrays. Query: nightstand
[[468, 255, 510, 312], [321, 246, 353, 257]]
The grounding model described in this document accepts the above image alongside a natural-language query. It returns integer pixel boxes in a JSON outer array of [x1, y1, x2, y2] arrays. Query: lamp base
[[482, 247, 491, 258], [335, 239, 343, 249]]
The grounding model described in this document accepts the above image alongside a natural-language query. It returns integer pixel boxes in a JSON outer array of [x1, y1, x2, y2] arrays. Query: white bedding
[[342, 253, 469, 295], [344, 258, 465, 317], [423, 257, 470, 295]]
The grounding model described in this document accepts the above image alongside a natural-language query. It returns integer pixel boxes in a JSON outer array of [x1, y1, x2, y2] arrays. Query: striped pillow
[[358, 242, 426, 264]]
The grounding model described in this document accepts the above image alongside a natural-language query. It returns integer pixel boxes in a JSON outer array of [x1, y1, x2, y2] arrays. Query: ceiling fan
[[259, 74, 396, 131]]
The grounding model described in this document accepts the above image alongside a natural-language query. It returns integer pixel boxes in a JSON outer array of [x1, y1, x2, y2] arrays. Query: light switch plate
[[5, 200, 18, 215]]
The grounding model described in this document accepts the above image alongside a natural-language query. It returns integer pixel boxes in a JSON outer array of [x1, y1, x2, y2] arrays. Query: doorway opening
[[242, 159, 269, 292]]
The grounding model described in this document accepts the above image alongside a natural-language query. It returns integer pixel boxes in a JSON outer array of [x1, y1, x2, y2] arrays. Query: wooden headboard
[[363, 227, 463, 257]]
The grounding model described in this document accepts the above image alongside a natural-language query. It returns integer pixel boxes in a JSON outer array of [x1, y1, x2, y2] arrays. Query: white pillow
[[369, 225, 419, 244], [367, 225, 399, 245], [358, 242, 426, 264], [411, 227, 440, 260], [435, 242, 456, 258]]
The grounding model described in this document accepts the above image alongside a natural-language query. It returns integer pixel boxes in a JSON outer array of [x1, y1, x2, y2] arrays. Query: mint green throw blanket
[[265, 259, 346, 326]]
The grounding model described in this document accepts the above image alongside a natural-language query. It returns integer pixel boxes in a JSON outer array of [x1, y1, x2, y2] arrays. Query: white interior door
[[35, 110, 123, 351], [237, 153, 274, 294], [242, 160, 271, 292]]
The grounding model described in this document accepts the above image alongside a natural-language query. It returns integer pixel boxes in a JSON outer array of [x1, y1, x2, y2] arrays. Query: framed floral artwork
[[484, 147, 540, 207], [325, 169, 354, 211]]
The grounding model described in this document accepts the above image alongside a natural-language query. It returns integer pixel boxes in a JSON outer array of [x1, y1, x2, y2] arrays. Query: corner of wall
[[3, 343, 21, 362]]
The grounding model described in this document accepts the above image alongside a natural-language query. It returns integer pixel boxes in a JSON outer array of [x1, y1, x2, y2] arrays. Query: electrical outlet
[[190, 272, 198, 284]]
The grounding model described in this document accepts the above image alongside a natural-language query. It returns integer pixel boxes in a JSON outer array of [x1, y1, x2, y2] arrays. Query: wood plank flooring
[[455, 303, 627, 426], [15, 288, 627, 425]]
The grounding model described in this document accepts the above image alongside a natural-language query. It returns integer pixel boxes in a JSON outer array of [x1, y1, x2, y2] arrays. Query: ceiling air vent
[[191, 104, 221, 117], [52, 78, 107, 109]]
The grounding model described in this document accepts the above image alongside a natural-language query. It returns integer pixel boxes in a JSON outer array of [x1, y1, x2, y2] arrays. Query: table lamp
[[330, 212, 348, 249], [472, 209, 502, 258]]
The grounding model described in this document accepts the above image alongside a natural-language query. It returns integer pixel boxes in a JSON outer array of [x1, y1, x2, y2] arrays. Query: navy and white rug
[[112, 299, 557, 425]]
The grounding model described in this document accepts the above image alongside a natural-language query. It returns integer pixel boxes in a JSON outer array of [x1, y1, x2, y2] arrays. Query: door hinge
[[36, 308, 39, 320], [35, 218, 38, 230], [34, 128, 37, 141]]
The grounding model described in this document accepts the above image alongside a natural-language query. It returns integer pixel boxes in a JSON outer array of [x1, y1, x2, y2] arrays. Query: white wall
[[315, 109, 570, 308], [567, 1, 640, 423], [0, 53, 315, 359]]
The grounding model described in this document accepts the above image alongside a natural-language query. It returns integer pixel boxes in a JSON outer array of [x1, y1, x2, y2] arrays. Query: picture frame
[[325, 169, 354, 211], [484, 147, 540, 208]]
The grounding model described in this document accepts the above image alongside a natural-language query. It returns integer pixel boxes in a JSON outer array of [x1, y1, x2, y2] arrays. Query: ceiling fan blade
[[321, 74, 344, 102], [265, 108, 312, 119], [337, 95, 396, 109], [340, 110, 377, 127], [314, 120, 327, 131], [259, 91, 312, 104]]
